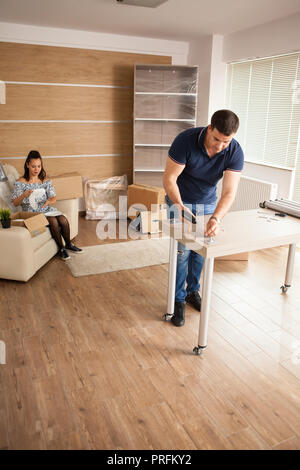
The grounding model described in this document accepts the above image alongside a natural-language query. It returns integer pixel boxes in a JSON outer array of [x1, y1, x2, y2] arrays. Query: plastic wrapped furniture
[[84, 175, 128, 220], [133, 64, 198, 187]]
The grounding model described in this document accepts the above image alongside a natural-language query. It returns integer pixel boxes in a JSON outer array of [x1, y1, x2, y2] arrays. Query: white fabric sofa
[[0, 164, 79, 282], [0, 199, 79, 282]]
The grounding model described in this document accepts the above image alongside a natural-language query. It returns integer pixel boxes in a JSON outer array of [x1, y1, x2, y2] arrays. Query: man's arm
[[163, 156, 186, 209], [205, 170, 241, 237]]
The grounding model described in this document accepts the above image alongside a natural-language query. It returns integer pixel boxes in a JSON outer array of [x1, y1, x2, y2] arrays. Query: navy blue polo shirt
[[168, 126, 244, 204]]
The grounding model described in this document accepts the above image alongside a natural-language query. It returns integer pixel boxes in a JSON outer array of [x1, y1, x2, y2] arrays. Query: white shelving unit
[[133, 64, 198, 187]]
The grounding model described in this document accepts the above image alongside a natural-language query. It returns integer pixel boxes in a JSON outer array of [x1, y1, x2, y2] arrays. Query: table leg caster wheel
[[163, 313, 173, 321], [193, 345, 206, 356], [281, 285, 290, 293], [193, 346, 203, 356]]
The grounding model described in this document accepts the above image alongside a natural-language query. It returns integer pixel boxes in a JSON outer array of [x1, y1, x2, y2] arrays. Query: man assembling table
[[163, 109, 244, 327]]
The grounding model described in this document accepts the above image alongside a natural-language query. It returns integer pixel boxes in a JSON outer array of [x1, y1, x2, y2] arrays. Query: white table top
[[162, 208, 300, 259]]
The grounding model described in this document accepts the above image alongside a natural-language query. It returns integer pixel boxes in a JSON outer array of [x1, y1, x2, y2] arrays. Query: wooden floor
[[1, 214, 300, 450]]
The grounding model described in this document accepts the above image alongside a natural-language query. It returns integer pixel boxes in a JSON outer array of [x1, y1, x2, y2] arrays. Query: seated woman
[[11, 150, 82, 260]]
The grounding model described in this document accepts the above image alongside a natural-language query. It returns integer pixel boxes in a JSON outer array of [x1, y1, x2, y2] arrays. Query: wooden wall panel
[[0, 85, 133, 121], [0, 42, 171, 86], [0, 41, 171, 183], [0, 122, 133, 156], [3, 156, 133, 183]]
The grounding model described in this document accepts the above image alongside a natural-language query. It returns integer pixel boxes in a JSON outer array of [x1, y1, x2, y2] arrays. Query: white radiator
[[217, 175, 278, 212]]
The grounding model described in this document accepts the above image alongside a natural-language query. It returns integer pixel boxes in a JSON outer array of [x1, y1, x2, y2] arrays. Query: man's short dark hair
[[211, 109, 239, 136]]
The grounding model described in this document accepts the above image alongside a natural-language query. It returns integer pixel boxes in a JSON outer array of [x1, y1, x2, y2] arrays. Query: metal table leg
[[281, 243, 296, 293], [193, 257, 215, 355], [163, 236, 178, 320]]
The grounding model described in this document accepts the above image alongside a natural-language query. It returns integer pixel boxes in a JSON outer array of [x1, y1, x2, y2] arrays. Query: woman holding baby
[[11, 150, 82, 260]]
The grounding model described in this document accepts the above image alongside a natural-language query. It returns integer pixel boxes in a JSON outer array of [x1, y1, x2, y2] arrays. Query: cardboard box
[[142, 209, 167, 234], [50, 172, 83, 201], [128, 183, 165, 217], [139, 209, 167, 234], [11, 212, 49, 237]]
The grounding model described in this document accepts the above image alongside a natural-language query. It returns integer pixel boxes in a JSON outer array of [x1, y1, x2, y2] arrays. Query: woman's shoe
[[60, 248, 70, 260], [65, 243, 83, 253]]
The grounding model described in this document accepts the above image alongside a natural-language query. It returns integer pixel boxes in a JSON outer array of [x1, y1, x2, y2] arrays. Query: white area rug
[[66, 238, 170, 277]]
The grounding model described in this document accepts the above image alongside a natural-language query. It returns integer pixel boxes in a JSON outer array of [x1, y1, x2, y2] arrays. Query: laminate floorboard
[[0, 214, 300, 449]]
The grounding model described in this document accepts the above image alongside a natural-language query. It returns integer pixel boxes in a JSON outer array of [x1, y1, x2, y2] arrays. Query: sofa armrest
[[55, 198, 79, 240], [0, 227, 35, 281]]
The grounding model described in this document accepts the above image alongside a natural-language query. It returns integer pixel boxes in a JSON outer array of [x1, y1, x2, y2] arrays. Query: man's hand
[[204, 217, 221, 237], [181, 206, 196, 233], [181, 206, 196, 224]]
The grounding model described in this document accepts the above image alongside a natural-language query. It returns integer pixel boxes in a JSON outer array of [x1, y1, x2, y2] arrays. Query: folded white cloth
[[44, 209, 63, 217]]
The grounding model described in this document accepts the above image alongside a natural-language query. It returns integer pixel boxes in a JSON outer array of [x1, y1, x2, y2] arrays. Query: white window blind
[[226, 53, 300, 202]]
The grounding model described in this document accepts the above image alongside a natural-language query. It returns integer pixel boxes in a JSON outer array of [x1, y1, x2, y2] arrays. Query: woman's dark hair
[[211, 109, 239, 136], [23, 150, 46, 181]]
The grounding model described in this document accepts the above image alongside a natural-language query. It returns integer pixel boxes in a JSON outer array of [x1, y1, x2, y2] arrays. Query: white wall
[[0, 21, 189, 64], [208, 35, 226, 118], [206, 13, 300, 125], [188, 35, 227, 127], [222, 14, 300, 197], [243, 162, 295, 199], [188, 13, 300, 129], [223, 13, 300, 63], [185, 14, 300, 214], [188, 35, 212, 126]]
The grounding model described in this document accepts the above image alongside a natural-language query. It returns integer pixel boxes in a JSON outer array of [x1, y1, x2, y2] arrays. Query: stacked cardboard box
[[127, 183, 166, 233], [50, 172, 83, 201]]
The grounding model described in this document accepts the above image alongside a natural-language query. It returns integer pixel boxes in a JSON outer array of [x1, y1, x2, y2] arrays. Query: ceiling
[[0, 0, 300, 41]]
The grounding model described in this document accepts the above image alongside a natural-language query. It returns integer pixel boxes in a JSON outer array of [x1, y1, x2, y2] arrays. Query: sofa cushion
[[0, 180, 17, 212], [56, 198, 79, 240], [3, 163, 20, 189], [0, 226, 35, 282], [0, 163, 21, 212], [34, 237, 58, 272], [31, 226, 54, 252]]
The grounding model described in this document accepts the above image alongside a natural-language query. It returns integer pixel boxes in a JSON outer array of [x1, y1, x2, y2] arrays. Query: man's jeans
[[166, 195, 216, 303]]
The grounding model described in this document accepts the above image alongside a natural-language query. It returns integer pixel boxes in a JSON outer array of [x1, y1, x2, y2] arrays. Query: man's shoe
[[186, 291, 201, 311], [171, 302, 185, 327], [59, 248, 70, 260], [65, 243, 83, 253]]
